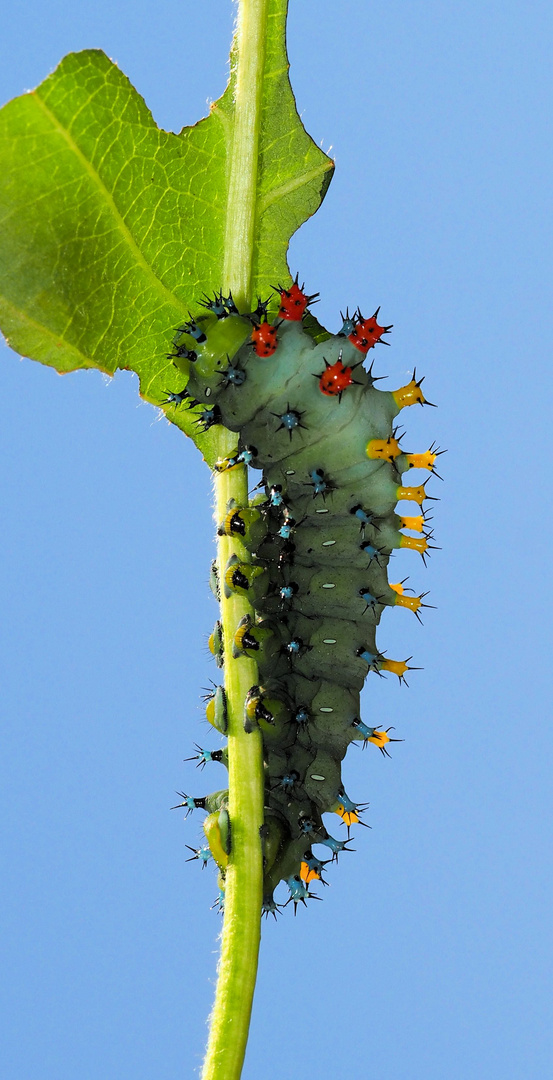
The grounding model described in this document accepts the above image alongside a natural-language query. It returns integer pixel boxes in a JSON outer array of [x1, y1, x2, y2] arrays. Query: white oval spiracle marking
[[323, 638, 337, 644], [322, 583, 336, 589], [310, 774, 326, 782]]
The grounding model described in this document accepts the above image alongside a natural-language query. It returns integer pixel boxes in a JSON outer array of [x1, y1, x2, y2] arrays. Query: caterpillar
[[170, 281, 440, 915]]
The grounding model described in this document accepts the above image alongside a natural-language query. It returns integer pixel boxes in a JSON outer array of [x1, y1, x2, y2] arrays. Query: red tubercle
[[251, 321, 278, 357], [278, 282, 309, 320], [348, 309, 392, 353], [318, 357, 354, 396], [277, 278, 319, 321]]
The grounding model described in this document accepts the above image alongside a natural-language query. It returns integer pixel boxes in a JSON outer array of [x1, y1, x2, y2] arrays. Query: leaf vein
[[31, 91, 187, 317], [257, 161, 334, 215]]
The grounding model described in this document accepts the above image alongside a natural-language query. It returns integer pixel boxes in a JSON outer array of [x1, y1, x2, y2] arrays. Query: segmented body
[[171, 285, 438, 911]]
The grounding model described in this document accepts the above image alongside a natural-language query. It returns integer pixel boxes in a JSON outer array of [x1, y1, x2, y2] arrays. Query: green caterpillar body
[[175, 284, 437, 913]]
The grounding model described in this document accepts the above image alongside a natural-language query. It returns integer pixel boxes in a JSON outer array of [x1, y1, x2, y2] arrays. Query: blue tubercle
[[287, 876, 308, 901], [320, 835, 352, 860], [176, 318, 206, 343], [338, 308, 356, 336], [268, 485, 285, 507], [186, 844, 212, 868], [309, 468, 328, 496]]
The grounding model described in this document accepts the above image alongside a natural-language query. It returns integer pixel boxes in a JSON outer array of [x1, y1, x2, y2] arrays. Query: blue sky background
[[1, 2, 552, 1077]]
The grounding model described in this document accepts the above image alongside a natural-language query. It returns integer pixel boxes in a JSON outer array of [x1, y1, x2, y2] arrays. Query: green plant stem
[[222, 0, 268, 310], [201, 3, 269, 1078], [203, 451, 264, 1080]]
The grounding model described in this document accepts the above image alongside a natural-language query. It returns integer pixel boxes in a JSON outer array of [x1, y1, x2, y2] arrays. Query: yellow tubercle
[[406, 450, 437, 471], [244, 692, 260, 721], [220, 509, 238, 536], [389, 581, 404, 595], [334, 803, 359, 827], [234, 624, 248, 649], [400, 534, 429, 555], [396, 484, 426, 505], [214, 457, 238, 473], [203, 813, 229, 871], [380, 657, 410, 679], [367, 729, 391, 749], [394, 592, 422, 613], [366, 436, 402, 462], [392, 378, 427, 409], [300, 861, 321, 885], [224, 564, 239, 592], [399, 514, 425, 533]]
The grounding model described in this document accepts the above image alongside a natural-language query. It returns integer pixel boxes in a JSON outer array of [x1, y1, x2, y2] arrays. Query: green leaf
[[0, 0, 333, 463]]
